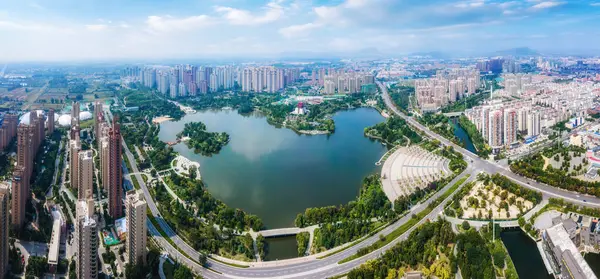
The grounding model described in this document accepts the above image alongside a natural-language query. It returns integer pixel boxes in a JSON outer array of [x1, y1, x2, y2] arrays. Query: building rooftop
[[546, 224, 597, 279], [47, 219, 61, 265]]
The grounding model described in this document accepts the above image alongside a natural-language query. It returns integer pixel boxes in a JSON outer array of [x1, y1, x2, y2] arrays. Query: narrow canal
[[501, 229, 552, 279], [450, 117, 477, 154], [585, 252, 600, 277]]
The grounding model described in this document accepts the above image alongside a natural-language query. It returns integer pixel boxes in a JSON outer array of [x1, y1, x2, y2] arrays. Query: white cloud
[[498, 1, 519, 9], [279, 22, 321, 38], [145, 15, 214, 32], [85, 24, 108, 31], [455, 0, 486, 9], [591, 2, 600, 6], [530, 1, 564, 10], [343, 0, 371, 9], [314, 5, 346, 25], [0, 19, 71, 32], [28, 2, 44, 10], [215, 0, 284, 25]]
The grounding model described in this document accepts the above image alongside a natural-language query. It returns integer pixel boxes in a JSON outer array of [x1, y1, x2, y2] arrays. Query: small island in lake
[[177, 122, 230, 156]]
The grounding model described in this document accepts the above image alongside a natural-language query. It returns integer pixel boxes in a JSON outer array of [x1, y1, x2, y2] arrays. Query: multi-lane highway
[[122, 83, 600, 279]]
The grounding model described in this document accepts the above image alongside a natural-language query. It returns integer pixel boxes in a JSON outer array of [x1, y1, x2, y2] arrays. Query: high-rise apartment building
[[70, 136, 81, 190], [71, 101, 80, 127], [78, 150, 94, 200], [488, 109, 504, 148], [76, 199, 98, 279], [0, 183, 9, 279], [16, 124, 32, 178], [178, 82, 187, 97], [527, 111, 541, 138], [0, 114, 18, 152], [11, 167, 27, 228], [503, 109, 518, 146], [47, 109, 55, 135], [108, 117, 123, 218], [126, 191, 147, 266], [100, 139, 109, 191], [169, 83, 178, 99], [11, 113, 45, 229]]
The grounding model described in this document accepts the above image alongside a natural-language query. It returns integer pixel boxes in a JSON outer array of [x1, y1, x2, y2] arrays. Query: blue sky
[[0, 0, 599, 61]]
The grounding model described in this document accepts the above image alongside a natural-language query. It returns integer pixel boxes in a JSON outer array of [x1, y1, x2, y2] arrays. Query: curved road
[[123, 83, 600, 279]]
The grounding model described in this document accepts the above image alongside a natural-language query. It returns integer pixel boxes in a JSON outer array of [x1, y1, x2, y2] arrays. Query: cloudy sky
[[0, 0, 599, 61]]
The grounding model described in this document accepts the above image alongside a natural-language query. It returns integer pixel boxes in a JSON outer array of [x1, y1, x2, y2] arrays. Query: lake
[[158, 107, 387, 228]]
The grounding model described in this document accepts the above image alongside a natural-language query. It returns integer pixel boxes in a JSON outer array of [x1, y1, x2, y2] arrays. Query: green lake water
[[263, 236, 299, 261], [158, 107, 387, 228]]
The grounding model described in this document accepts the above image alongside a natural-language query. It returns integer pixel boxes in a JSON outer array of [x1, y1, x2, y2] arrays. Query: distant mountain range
[[493, 47, 540, 57]]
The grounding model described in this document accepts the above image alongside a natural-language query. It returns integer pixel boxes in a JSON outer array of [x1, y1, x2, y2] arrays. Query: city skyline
[[1, 0, 600, 61]]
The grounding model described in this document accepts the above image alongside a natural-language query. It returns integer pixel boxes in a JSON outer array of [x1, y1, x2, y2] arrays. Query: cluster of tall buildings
[[415, 70, 480, 112], [321, 70, 375, 95], [67, 101, 147, 278], [503, 73, 533, 96], [11, 110, 50, 229], [466, 105, 531, 149], [0, 113, 18, 152], [93, 101, 124, 218], [475, 58, 521, 74], [466, 74, 600, 149], [123, 65, 303, 96], [0, 109, 54, 278], [69, 102, 94, 202], [240, 66, 300, 93]]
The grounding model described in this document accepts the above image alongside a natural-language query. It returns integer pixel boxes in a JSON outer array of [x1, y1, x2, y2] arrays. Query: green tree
[[461, 220, 470, 231], [174, 265, 194, 279], [125, 263, 146, 279]]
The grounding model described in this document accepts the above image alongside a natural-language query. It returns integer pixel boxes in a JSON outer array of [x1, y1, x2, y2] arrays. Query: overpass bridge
[[443, 112, 463, 118]]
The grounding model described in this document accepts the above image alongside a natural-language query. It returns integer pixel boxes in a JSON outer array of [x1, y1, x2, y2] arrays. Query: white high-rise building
[[126, 190, 148, 266], [169, 84, 178, 99], [518, 109, 528, 132], [210, 73, 218, 92], [76, 199, 98, 279], [178, 82, 187, 97], [527, 111, 541, 137], [158, 72, 170, 95], [242, 68, 252, 92]]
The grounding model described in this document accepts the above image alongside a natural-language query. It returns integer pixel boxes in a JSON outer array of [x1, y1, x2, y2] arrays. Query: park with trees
[[510, 143, 600, 197]]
